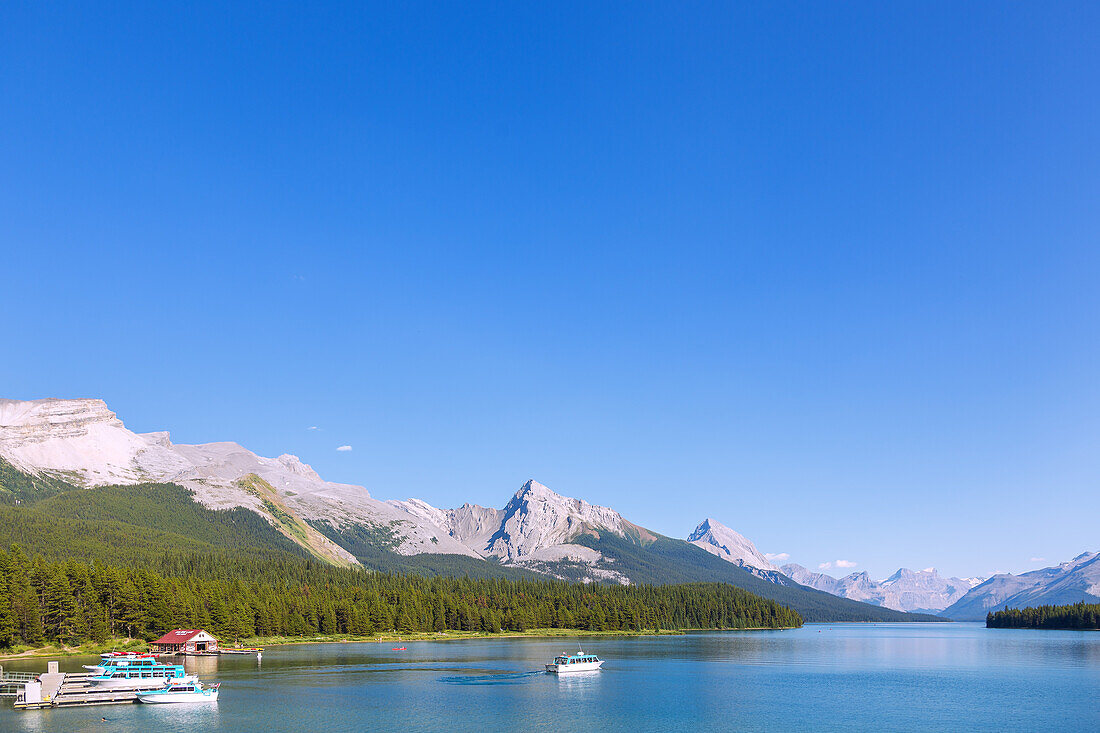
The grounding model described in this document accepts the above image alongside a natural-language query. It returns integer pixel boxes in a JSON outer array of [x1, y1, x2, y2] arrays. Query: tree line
[[0, 546, 802, 649], [986, 602, 1100, 630]]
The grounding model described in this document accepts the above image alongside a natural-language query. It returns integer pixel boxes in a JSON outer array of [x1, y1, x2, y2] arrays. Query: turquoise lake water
[[2, 623, 1097, 731]]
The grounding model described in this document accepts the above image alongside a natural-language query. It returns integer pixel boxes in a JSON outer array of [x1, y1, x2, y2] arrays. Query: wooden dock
[[53, 673, 140, 706], [14, 670, 142, 710]]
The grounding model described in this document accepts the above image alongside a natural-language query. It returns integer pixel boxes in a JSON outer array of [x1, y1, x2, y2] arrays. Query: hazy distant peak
[[781, 562, 980, 613], [942, 551, 1100, 620]]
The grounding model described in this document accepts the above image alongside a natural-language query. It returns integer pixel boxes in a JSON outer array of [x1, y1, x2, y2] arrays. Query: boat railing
[[0, 667, 39, 697]]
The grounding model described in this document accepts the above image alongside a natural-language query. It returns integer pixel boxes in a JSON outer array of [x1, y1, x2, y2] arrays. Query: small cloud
[[818, 562, 833, 570], [765, 552, 790, 562], [1029, 557, 1045, 563], [835, 560, 857, 568], [336, 445, 353, 452], [307, 426, 320, 431], [922, 567, 936, 573]]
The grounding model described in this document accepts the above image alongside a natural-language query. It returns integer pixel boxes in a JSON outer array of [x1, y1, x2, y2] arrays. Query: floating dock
[[12, 663, 142, 710]]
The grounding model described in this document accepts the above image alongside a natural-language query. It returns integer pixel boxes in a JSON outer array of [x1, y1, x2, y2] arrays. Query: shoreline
[[248, 625, 800, 649], [0, 626, 801, 660]]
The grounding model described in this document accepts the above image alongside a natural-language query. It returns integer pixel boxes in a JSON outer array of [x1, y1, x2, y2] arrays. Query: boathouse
[[150, 629, 219, 654]]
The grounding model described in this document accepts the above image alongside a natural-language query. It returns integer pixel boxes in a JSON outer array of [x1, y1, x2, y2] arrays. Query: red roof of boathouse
[[152, 629, 205, 645]]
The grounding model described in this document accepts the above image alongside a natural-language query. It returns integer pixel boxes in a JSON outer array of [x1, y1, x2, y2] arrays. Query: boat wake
[[438, 671, 545, 686]]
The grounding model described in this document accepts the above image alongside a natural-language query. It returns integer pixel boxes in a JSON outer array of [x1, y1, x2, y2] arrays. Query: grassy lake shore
[[0, 625, 805, 660]]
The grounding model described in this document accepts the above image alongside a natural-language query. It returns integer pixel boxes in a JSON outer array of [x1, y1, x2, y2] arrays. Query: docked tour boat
[[88, 653, 194, 689], [136, 680, 220, 704], [82, 651, 155, 675], [545, 649, 604, 673]]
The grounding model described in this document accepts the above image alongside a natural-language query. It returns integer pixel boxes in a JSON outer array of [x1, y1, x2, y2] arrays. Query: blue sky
[[2, 2, 1098, 580]]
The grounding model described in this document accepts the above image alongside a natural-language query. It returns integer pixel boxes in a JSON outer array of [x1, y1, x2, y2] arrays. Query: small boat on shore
[[545, 649, 604, 674], [136, 680, 220, 704]]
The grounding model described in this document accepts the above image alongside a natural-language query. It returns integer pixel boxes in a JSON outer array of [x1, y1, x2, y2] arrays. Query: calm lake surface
[[2, 623, 1097, 732]]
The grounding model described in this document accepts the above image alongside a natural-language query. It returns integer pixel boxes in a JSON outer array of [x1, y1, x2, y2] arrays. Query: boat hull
[[90, 675, 197, 690], [545, 660, 604, 673], [137, 690, 219, 704]]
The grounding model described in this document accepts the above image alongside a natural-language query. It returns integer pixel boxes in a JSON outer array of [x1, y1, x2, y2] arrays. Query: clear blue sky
[[3, 2, 1097, 580]]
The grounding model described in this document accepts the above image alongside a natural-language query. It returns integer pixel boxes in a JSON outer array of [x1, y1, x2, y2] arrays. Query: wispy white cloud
[[307, 426, 320, 431], [1029, 557, 1045, 563], [336, 445, 353, 452], [765, 552, 790, 562], [819, 560, 857, 570]]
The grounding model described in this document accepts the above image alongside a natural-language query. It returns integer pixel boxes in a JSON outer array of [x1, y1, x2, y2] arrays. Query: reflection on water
[[439, 671, 545, 685], [182, 654, 221, 679], [1, 623, 1097, 732]]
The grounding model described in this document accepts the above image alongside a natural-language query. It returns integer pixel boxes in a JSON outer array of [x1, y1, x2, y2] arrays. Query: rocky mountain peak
[[275, 454, 322, 480], [514, 479, 563, 502], [687, 517, 778, 572], [484, 480, 626, 562]]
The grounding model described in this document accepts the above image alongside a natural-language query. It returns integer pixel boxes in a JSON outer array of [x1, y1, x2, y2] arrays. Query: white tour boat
[[88, 653, 195, 689], [136, 679, 220, 704], [545, 649, 604, 673]]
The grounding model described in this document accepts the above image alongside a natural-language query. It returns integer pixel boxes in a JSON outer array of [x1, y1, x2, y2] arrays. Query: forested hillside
[[986, 603, 1100, 630], [0, 482, 312, 567], [572, 533, 945, 623], [0, 548, 802, 649]]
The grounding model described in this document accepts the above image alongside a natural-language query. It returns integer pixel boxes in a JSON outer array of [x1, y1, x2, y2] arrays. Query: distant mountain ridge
[[780, 564, 982, 613], [941, 552, 1100, 620], [677, 514, 985, 614]]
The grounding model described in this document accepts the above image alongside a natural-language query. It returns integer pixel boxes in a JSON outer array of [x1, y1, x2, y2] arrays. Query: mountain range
[[939, 552, 1100, 620], [2, 397, 1092, 622], [780, 564, 984, 614]]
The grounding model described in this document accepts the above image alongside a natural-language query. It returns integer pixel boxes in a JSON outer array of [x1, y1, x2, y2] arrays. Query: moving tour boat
[[545, 649, 604, 674], [87, 653, 194, 689], [136, 680, 220, 704]]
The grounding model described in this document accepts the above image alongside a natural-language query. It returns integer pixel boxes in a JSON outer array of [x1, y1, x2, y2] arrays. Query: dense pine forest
[[0, 546, 802, 649], [986, 603, 1100, 630]]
